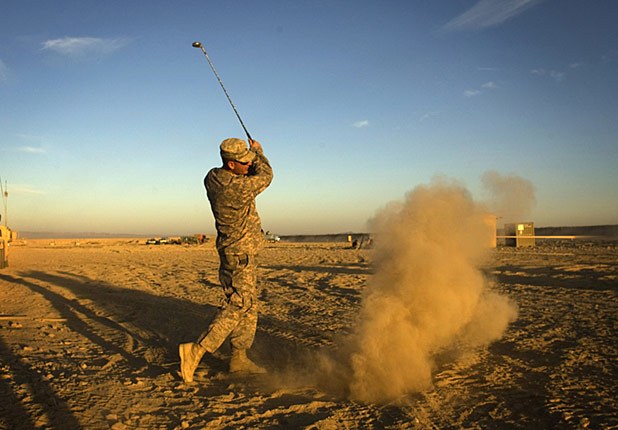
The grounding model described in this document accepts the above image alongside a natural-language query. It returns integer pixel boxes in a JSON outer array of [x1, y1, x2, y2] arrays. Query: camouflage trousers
[[197, 251, 259, 353]]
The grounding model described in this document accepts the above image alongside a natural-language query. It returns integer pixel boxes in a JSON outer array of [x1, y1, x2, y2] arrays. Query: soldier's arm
[[248, 141, 273, 195]]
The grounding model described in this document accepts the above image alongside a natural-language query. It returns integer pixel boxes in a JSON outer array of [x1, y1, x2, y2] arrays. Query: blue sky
[[1, 0, 617, 236]]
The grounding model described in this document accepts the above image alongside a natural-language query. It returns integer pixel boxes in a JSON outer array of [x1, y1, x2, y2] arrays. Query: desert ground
[[0, 238, 616, 429]]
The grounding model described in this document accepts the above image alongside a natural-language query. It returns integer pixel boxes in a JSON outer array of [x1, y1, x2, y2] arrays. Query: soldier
[[179, 137, 273, 383]]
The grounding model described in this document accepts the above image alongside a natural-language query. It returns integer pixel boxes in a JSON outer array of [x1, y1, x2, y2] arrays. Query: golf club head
[[192, 41, 203, 48]]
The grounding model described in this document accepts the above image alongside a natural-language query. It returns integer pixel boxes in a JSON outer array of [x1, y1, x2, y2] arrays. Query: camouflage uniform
[[197, 145, 273, 353]]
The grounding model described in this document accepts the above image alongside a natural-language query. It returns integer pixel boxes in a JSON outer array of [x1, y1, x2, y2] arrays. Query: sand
[[0, 238, 616, 429]]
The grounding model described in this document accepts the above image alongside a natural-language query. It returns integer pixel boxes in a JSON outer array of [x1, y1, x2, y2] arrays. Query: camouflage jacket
[[204, 149, 273, 255]]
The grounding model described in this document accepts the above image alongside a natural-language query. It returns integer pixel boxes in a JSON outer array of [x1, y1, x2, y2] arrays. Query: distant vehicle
[[146, 235, 208, 245], [264, 231, 280, 243], [180, 236, 198, 245]]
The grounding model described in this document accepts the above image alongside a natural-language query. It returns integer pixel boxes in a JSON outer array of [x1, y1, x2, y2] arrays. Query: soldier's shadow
[[3, 270, 231, 375], [2, 268, 333, 384]]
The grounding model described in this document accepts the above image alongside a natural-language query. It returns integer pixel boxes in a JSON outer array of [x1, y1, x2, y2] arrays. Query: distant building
[[0, 225, 12, 268], [504, 222, 535, 247]]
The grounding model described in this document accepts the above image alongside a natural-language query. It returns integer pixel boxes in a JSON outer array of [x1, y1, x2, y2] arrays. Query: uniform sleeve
[[251, 150, 273, 194], [227, 150, 273, 204]]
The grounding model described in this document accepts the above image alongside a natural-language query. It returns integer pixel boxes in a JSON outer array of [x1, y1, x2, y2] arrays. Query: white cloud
[[463, 81, 498, 98], [353, 120, 369, 128], [11, 185, 45, 195], [420, 112, 439, 122], [549, 70, 565, 82], [531, 68, 565, 82], [41, 36, 129, 56], [0, 59, 9, 83], [442, 0, 542, 32], [18, 146, 46, 154], [569, 62, 584, 69]]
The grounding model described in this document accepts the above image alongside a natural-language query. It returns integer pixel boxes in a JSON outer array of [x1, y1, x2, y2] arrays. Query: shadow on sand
[[494, 264, 616, 291], [0, 335, 81, 429], [0, 269, 329, 416]]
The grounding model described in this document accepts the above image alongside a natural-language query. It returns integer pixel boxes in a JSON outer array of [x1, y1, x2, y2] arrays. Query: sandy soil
[[0, 238, 616, 429]]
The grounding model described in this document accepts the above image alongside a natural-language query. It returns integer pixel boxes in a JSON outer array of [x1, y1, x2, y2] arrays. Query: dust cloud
[[481, 170, 536, 222], [315, 177, 518, 403]]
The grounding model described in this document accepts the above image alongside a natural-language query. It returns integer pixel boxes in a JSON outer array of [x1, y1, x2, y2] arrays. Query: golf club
[[192, 41, 253, 142]]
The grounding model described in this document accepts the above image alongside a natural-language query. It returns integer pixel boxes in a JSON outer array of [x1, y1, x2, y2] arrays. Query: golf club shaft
[[193, 42, 253, 142]]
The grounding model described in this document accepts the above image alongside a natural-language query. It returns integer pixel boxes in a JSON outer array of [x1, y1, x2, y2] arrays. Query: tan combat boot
[[229, 349, 267, 374], [178, 342, 206, 383]]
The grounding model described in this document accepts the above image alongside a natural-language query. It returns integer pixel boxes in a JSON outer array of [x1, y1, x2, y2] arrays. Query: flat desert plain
[[0, 238, 616, 429]]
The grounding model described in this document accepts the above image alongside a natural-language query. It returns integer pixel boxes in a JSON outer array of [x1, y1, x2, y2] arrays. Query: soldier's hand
[[249, 139, 262, 153]]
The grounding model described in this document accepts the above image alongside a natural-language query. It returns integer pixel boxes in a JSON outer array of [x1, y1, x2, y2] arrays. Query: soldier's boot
[[179, 342, 206, 383], [229, 348, 267, 374]]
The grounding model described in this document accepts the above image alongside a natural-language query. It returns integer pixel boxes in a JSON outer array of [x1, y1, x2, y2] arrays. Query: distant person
[[179, 137, 273, 383]]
